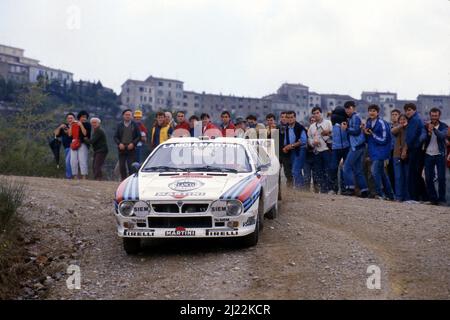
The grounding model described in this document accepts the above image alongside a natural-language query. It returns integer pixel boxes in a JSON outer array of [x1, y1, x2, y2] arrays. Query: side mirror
[[257, 163, 270, 172], [131, 162, 142, 173]]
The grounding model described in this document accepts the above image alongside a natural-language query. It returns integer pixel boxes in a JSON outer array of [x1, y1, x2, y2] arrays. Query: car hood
[[136, 172, 254, 201]]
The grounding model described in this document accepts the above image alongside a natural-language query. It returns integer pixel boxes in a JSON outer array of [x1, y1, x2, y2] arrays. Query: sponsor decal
[[210, 200, 228, 217], [243, 216, 256, 227], [165, 227, 196, 237], [168, 179, 204, 192], [124, 230, 155, 237], [155, 192, 206, 199], [205, 229, 239, 237], [133, 201, 151, 217]]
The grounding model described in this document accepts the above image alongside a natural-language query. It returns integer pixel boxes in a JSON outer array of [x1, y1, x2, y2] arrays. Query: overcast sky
[[1, 0, 449, 100]]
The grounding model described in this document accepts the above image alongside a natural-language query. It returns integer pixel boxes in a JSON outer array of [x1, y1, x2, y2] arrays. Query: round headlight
[[119, 201, 134, 217], [226, 200, 243, 216]]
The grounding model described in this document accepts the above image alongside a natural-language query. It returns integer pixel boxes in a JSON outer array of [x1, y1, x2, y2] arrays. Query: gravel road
[[7, 175, 450, 300]]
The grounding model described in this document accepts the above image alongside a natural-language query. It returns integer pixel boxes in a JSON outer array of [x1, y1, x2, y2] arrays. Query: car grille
[[147, 216, 212, 228], [181, 203, 209, 213], [151, 203, 210, 214]]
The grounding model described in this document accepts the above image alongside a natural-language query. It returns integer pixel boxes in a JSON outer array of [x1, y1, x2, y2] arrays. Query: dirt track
[[7, 176, 450, 300]]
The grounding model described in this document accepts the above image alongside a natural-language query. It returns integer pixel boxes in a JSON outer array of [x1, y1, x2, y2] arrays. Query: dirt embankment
[[3, 175, 450, 300]]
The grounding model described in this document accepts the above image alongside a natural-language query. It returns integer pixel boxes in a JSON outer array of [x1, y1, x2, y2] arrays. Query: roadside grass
[[0, 177, 26, 299]]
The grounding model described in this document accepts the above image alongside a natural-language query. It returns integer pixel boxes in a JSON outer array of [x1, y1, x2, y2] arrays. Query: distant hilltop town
[[1, 43, 448, 122], [0, 44, 73, 85]]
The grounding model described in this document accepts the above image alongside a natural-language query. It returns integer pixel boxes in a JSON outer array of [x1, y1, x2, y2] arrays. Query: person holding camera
[[423, 108, 448, 205], [54, 112, 75, 179], [364, 104, 394, 200]]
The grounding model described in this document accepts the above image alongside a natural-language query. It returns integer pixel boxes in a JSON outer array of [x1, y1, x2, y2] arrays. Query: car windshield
[[142, 142, 252, 173]]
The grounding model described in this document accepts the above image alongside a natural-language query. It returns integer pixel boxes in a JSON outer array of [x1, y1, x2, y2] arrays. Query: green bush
[[0, 178, 25, 299], [0, 178, 24, 235]]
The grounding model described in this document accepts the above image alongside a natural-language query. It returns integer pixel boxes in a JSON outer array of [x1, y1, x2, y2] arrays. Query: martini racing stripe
[[220, 174, 254, 200], [116, 175, 140, 202], [243, 185, 261, 212]]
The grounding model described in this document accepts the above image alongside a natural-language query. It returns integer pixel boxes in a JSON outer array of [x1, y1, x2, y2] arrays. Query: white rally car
[[113, 137, 280, 254]]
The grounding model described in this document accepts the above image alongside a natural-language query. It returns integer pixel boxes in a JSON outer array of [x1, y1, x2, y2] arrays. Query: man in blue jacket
[[282, 111, 308, 189], [364, 104, 394, 200], [342, 101, 369, 197], [330, 106, 350, 194], [404, 103, 426, 201], [423, 108, 448, 205]]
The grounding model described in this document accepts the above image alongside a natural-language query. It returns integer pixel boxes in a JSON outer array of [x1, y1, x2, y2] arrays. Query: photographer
[[54, 112, 75, 179]]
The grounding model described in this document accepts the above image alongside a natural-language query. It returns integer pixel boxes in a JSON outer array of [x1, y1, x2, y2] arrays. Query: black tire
[[258, 196, 264, 231], [123, 238, 141, 255], [265, 202, 278, 220], [239, 215, 259, 247]]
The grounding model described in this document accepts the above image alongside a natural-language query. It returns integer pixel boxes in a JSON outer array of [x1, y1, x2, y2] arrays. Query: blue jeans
[[330, 147, 349, 193], [424, 154, 446, 203], [371, 159, 394, 199], [291, 148, 306, 188], [393, 157, 410, 201], [313, 150, 331, 193], [343, 146, 368, 192], [64, 147, 72, 179]]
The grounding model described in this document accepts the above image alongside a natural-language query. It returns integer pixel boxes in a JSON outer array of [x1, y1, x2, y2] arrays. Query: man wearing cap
[[133, 109, 148, 164], [234, 118, 247, 138]]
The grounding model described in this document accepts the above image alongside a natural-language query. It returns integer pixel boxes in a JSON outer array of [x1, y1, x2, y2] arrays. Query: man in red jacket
[[220, 111, 235, 137], [174, 111, 190, 137], [200, 113, 220, 138]]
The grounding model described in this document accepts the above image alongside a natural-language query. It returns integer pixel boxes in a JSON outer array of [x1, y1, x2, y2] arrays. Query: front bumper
[[115, 209, 258, 239]]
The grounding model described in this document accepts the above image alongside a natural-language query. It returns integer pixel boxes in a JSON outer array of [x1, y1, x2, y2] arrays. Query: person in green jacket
[[84, 117, 108, 180]]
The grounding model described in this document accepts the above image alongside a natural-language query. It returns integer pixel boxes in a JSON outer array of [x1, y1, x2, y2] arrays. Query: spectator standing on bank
[[220, 111, 236, 137], [114, 109, 141, 181], [330, 106, 350, 194], [404, 103, 426, 201], [278, 111, 293, 187], [234, 118, 247, 138], [388, 109, 401, 190], [364, 104, 394, 200], [150, 111, 173, 152], [308, 107, 333, 193], [54, 113, 75, 179], [423, 108, 448, 205], [174, 111, 191, 137], [282, 111, 307, 189], [69, 110, 91, 179], [84, 117, 108, 180], [189, 115, 200, 137], [133, 110, 148, 164], [342, 101, 369, 198], [391, 114, 410, 202]]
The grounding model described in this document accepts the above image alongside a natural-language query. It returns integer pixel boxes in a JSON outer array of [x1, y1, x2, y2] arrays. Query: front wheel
[[239, 215, 259, 247], [265, 202, 278, 220], [123, 238, 141, 255]]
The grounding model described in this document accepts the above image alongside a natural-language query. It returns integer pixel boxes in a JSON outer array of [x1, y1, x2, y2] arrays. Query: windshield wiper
[[186, 166, 239, 173], [142, 166, 187, 172]]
